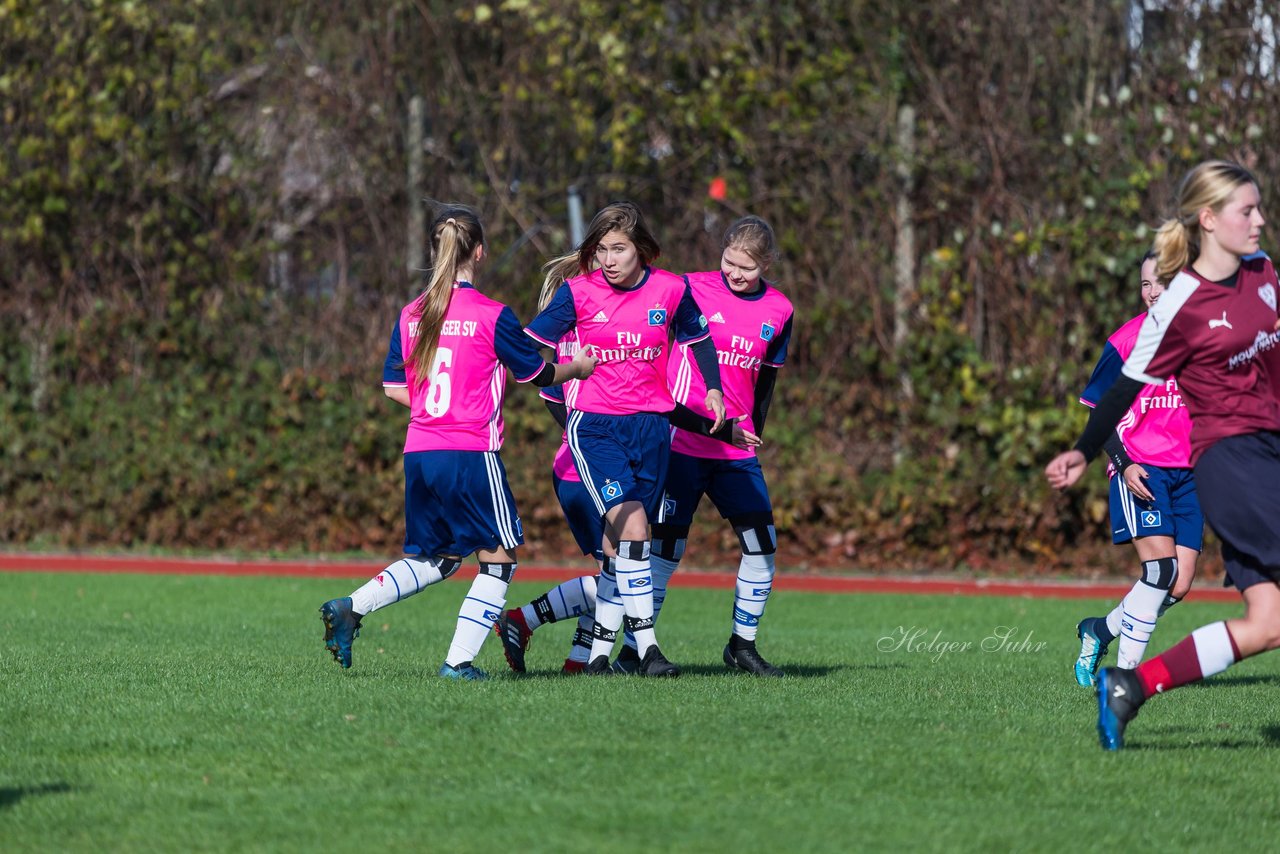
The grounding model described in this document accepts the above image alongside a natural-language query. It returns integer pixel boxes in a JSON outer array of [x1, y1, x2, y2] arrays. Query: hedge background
[[3, 0, 1277, 576]]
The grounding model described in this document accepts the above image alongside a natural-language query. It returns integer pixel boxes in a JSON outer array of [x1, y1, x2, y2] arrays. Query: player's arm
[[673, 284, 725, 430], [752, 314, 791, 436], [382, 319, 411, 409], [496, 306, 596, 387]]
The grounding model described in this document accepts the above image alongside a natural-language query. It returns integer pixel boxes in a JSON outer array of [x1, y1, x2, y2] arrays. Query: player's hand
[[1121, 463, 1154, 502], [570, 347, 599, 380], [1044, 449, 1088, 490], [705, 389, 726, 433], [732, 417, 762, 449]]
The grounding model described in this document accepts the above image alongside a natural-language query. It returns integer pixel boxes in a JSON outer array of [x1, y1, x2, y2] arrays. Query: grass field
[[4, 570, 1279, 852]]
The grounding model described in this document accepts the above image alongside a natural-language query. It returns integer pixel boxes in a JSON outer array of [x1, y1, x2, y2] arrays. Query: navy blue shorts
[[554, 474, 605, 560], [1107, 465, 1203, 549], [402, 450, 523, 558], [657, 452, 773, 528], [565, 410, 671, 519], [1193, 431, 1280, 591]]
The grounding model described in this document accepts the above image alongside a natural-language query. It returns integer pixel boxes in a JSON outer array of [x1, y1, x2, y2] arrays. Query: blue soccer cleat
[[1096, 667, 1145, 751], [320, 597, 362, 669], [1075, 617, 1109, 688], [439, 662, 489, 681]]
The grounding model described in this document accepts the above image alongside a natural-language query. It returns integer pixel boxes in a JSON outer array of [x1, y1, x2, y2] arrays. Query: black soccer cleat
[[583, 654, 613, 675], [611, 643, 642, 674], [639, 646, 680, 678], [1096, 666, 1146, 751], [723, 637, 784, 678]]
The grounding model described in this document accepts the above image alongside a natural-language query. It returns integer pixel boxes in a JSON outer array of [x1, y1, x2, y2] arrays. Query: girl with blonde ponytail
[[318, 204, 597, 680], [1046, 159, 1280, 751]]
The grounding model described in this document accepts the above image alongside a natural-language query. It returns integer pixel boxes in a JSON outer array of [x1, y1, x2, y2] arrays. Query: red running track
[[0, 552, 1243, 602]]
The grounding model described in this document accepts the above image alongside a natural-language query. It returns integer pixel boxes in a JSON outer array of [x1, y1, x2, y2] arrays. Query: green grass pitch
[[4, 571, 1280, 852]]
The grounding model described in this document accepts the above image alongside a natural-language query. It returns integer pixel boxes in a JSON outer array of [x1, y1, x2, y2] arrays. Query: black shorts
[[1193, 431, 1280, 591]]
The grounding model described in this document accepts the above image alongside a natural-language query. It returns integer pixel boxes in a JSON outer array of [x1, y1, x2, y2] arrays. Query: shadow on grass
[[0, 782, 75, 810], [1121, 722, 1280, 751], [1207, 674, 1280, 688], [503, 661, 900, 680]]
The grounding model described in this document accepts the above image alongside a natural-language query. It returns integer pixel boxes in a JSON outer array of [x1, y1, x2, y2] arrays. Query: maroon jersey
[[1122, 255, 1280, 464]]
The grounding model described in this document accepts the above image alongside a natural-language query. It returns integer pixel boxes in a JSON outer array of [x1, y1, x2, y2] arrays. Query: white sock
[[350, 555, 450, 615], [732, 552, 776, 642], [614, 542, 656, 656], [1116, 582, 1169, 669], [568, 615, 594, 663], [588, 568, 624, 660], [624, 552, 679, 651], [444, 570, 510, 667], [521, 574, 597, 630]]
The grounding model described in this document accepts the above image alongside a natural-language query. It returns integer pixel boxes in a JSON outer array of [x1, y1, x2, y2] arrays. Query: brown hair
[[408, 205, 485, 386], [722, 215, 779, 269], [1152, 160, 1258, 284], [539, 201, 661, 302]]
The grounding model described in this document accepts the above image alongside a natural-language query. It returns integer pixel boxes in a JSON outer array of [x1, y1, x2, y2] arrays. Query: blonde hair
[[408, 205, 484, 386], [539, 201, 661, 300], [722, 215, 779, 269], [1153, 160, 1258, 284]]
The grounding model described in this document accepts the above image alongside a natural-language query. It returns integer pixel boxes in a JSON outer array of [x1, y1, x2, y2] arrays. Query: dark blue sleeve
[[1079, 342, 1123, 407], [673, 282, 712, 344], [494, 306, 549, 383], [525, 284, 578, 348], [764, 315, 793, 367], [383, 319, 407, 385], [540, 383, 566, 404]]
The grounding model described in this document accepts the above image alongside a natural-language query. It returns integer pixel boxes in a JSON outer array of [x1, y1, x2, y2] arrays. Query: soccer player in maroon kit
[[1046, 160, 1280, 750]]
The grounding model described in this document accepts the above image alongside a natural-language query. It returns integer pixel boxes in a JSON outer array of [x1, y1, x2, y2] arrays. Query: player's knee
[[1140, 556, 1177, 591], [731, 515, 777, 556], [437, 557, 462, 579], [651, 524, 688, 561], [478, 561, 516, 584], [617, 539, 650, 561]]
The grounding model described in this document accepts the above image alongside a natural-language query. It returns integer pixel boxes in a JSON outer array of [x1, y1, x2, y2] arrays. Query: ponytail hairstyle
[[1152, 160, 1258, 284], [722, 215, 779, 270], [408, 204, 485, 387], [539, 201, 661, 300]]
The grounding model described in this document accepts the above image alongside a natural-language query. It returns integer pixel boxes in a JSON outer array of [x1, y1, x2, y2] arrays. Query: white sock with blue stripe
[[733, 552, 775, 641], [350, 555, 454, 615], [445, 563, 513, 667], [521, 574, 597, 630], [588, 564, 624, 660], [1116, 557, 1176, 669], [614, 541, 656, 657]]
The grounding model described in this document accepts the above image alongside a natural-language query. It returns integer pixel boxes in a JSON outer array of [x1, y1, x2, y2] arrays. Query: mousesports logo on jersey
[[1228, 328, 1280, 370]]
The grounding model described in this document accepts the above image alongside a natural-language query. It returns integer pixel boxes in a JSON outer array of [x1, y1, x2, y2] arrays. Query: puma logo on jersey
[[709, 312, 726, 324], [1208, 312, 1232, 330], [591, 310, 608, 323]]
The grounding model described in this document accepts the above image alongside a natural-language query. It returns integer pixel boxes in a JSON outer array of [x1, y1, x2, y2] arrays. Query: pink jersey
[[1079, 312, 1193, 470], [1123, 256, 1280, 464], [383, 285, 545, 453], [670, 271, 794, 460], [526, 267, 710, 415]]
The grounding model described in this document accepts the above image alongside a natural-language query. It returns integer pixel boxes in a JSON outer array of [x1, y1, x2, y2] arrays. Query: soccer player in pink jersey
[[318, 204, 596, 680], [524, 201, 726, 677], [495, 217, 792, 677], [1046, 160, 1280, 750], [1072, 250, 1203, 687]]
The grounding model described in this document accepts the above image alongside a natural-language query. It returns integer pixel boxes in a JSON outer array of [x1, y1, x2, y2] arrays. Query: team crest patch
[[602, 480, 622, 501], [648, 308, 667, 326], [760, 322, 776, 342], [629, 577, 651, 589], [1259, 283, 1277, 312], [1140, 510, 1162, 528]]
